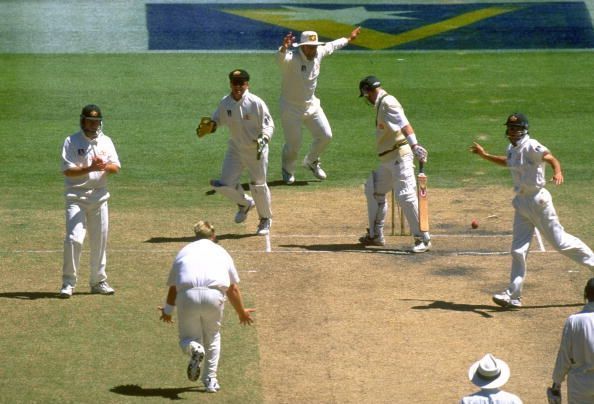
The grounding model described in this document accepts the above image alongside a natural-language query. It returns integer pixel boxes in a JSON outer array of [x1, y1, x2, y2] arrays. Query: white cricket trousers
[[219, 141, 272, 219], [280, 103, 332, 174], [177, 287, 226, 381], [62, 195, 109, 287], [568, 371, 594, 404], [507, 188, 594, 297], [366, 153, 427, 239]]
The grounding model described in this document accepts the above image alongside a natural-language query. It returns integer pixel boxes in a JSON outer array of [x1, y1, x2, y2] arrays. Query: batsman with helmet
[[358, 76, 431, 253], [471, 113, 594, 309], [197, 69, 274, 235]]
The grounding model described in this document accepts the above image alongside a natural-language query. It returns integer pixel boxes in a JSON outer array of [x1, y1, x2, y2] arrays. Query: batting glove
[[412, 144, 428, 162]]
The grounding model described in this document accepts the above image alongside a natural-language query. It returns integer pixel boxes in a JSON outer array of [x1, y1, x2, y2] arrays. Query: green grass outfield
[[1, 52, 594, 402]]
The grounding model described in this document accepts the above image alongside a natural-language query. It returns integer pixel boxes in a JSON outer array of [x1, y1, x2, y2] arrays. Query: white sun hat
[[292, 31, 325, 47], [468, 354, 511, 389]]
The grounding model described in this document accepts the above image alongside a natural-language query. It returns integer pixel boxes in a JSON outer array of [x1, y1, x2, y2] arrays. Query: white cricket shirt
[[212, 90, 274, 148], [506, 135, 549, 195], [277, 38, 348, 110], [460, 388, 523, 403], [552, 302, 594, 384], [167, 239, 240, 293], [61, 130, 120, 191], [374, 89, 412, 161]]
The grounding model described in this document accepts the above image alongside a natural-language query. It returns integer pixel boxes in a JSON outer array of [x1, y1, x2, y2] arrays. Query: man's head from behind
[[584, 277, 594, 302], [194, 220, 216, 241]]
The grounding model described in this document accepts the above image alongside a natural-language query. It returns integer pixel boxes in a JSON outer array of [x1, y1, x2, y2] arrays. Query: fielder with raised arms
[[197, 69, 274, 235], [358, 76, 431, 253], [276, 27, 361, 184]]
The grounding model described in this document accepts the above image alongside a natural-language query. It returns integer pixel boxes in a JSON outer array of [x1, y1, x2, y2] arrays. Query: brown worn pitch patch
[[221, 185, 589, 403]]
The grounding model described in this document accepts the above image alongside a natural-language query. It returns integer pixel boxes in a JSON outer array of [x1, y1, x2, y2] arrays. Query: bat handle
[[419, 160, 424, 174]]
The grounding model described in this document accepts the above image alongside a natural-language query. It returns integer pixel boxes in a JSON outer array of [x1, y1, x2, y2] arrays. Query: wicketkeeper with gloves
[[197, 69, 275, 235], [358, 76, 431, 253], [548, 277, 594, 404]]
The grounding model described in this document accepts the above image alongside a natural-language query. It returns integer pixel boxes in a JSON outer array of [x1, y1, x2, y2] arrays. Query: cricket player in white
[[159, 221, 254, 394], [471, 113, 594, 308], [277, 28, 361, 184], [202, 69, 274, 235], [358, 76, 431, 253], [59, 104, 120, 298], [549, 277, 594, 404]]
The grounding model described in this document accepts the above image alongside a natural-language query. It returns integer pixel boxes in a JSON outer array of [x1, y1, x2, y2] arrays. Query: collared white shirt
[[277, 38, 348, 109], [506, 135, 549, 195], [167, 239, 240, 293], [374, 89, 411, 160], [61, 130, 120, 191], [212, 89, 274, 148], [552, 302, 594, 384]]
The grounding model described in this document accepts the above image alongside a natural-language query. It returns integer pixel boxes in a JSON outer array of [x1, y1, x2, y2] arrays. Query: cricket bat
[[418, 161, 429, 232]]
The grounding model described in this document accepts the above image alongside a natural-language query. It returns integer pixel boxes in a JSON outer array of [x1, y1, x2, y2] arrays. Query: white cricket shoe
[[282, 168, 295, 185], [90, 281, 115, 295], [257, 218, 272, 236], [492, 290, 522, 309], [234, 199, 255, 223], [205, 377, 220, 393], [303, 158, 327, 180], [412, 239, 431, 253], [59, 284, 74, 299], [187, 341, 205, 382]]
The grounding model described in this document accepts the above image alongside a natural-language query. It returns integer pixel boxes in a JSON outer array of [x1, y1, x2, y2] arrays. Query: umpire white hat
[[293, 31, 325, 47], [468, 354, 510, 389]]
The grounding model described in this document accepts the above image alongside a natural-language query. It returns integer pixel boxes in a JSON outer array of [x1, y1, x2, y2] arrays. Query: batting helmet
[[504, 113, 529, 129], [80, 104, 103, 121], [359, 76, 381, 97]]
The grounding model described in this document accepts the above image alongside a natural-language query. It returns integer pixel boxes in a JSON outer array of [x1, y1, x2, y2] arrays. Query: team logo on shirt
[[227, 110, 232, 117]]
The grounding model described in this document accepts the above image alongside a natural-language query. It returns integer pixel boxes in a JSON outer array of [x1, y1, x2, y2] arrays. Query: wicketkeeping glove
[[196, 117, 216, 138], [547, 385, 561, 404], [256, 135, 268, 160], [412, 144, 428, 163]]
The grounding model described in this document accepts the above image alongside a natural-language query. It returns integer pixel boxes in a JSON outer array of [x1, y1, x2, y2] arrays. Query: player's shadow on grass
[[279, 243, 412, 255], [205, 180, 315, 196], [405, 298, 583, 318], [0, 291, 68, 300], [145, 233, 256, 243], [110, 384, 201, 400]]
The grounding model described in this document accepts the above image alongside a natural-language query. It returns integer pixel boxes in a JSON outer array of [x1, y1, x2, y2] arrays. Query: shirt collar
[[374, 89, 388, 107], [583, 301, 594, 312]]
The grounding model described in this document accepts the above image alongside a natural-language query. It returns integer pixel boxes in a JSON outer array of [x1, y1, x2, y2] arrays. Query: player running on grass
[[470, 113, 594, 309], [197, 69, 274, 236]]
